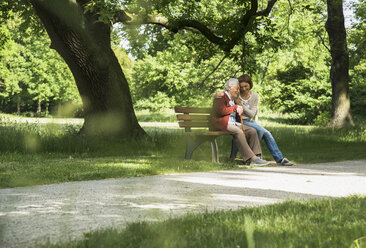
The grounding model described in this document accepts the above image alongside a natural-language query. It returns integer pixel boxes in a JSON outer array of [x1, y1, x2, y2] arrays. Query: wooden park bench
[[174, 106, 231, 163]]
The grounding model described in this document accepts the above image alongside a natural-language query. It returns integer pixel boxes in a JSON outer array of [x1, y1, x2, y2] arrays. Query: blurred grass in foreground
[[41, 195, 366, 248], [0, 113, 365, 188]]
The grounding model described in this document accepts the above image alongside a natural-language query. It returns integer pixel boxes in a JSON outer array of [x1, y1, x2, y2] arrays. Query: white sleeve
[[243, 93, 259, 119]]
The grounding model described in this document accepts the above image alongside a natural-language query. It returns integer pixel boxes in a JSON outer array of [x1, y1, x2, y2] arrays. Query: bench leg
[[185, 136, 208, 160], [185, 136, 220, 163], [211, 138, 219, 163]]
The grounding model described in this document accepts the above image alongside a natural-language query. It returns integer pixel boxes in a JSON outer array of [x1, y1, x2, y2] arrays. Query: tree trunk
[[36, 98, 41, 117], [30, 0, 146, 138], [45, 102, 49, 117], [17, 96, 21, 116], [325, 0, 354, 127]]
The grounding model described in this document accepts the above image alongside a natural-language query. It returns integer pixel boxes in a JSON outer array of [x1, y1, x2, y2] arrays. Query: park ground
[[0, 112, 366, 247]]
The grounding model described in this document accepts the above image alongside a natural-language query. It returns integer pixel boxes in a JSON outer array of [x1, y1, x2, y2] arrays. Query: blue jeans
[[230, 120, 283, 163]]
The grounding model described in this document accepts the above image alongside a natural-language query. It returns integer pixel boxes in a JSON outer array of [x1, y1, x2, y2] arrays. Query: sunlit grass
[[41, 195, 366, 248], [0, 153, 233, 188], [0, 113, 366, 188]]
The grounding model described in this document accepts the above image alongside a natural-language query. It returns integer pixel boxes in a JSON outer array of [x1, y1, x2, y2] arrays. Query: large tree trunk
[[325, 0, 354, 127], [30, 0, 146, 138]]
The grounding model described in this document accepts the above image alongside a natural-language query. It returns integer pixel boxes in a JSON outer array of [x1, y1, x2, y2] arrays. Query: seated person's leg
[[229, 124, 262, 159], [226, 124, 255, 162], [260, 128, 294, 166], [243, 120, 265, 141], [262, 129, 283, 163], [244, 125, 262, 156]]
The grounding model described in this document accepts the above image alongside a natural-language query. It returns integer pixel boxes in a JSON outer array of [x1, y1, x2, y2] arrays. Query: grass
[[257, 116, 366, 163], [40, 195, 366, 248], [0, 154, 231, 188], [135, 109, 177, 122], [2, 112, 366, 248], [0, 112, 366, 188], [0, 119, 235, 188]]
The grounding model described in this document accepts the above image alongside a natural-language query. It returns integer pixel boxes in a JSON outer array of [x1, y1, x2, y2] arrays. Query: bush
[[260, 64, 332, 125], [134, 91, 177, 112], [350, 65, 366, 117]]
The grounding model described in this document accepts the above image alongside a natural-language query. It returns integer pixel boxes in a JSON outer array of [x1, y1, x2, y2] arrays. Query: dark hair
[[238, 74, 253, 89]]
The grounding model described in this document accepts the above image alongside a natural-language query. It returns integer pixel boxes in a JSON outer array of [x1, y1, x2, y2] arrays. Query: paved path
[[1, 160, 366, 248]]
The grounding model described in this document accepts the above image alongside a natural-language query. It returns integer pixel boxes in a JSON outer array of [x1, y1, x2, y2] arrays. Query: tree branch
[[200, 53, 229, 86], [316, 32, 331, 53], [225, 0, 278, 51], [256, 0, 278, 16], [113, 11, 228, 49], [113, 0, 278, 52]]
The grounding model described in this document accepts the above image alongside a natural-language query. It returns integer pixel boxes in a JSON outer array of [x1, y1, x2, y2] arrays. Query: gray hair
[[225, 78, 239, 91]]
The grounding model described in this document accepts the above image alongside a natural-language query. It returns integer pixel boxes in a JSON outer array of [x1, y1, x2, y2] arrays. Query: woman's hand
[[236, 105, 243, 115], [234, 99, 243, 106]]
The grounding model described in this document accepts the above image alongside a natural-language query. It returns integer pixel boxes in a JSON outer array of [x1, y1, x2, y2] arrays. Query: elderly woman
[[234, 74, 293, 166], [211, 78, 270, 166]]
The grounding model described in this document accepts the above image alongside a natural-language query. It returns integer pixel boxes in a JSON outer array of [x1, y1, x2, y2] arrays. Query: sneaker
[[250, 157, 270, 166], [278, 157, 294, 166]]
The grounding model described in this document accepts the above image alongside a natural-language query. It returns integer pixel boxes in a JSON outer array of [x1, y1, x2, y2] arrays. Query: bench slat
[[184, 131, 230, 136], [175, 106, 211, 114], [178, 122, 210, 128], [176, 114, 210, 121]]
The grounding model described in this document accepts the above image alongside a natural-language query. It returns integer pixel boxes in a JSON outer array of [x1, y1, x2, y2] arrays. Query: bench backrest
[[174, 106, 212, 132]]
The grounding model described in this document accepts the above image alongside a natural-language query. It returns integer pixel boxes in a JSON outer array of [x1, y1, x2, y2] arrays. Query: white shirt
[[225, 91, 241, 126]]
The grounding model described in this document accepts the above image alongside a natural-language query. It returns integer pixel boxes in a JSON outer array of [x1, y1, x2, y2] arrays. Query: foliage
[[125, 0, 335, 124], [112, 45, 134, 80], [134, 91, 177, 111], [111, 29, 135, 81], [349, 0, 366, 117], [262, 64, 331, 124], [129, 31, 242, 108], [248, 0, 332, 124], [42, 196, 366, 248], [1, 0, 366, 124], [0, 0, 42, 32], [119, 0, 251, 59], [0, 12, 81, 116]]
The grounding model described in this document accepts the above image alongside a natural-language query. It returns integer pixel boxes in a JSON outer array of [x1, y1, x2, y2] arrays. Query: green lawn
[[0, 113, 366, 188], [2, 113, 366, 248]]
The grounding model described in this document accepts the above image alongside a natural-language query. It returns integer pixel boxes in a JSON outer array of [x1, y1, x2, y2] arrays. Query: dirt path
[[1, 160, 366, 248]]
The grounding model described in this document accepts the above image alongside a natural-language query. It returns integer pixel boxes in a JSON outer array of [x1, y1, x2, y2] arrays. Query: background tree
[[325, 0, 354, 127], [1, 0, 278, 138]]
